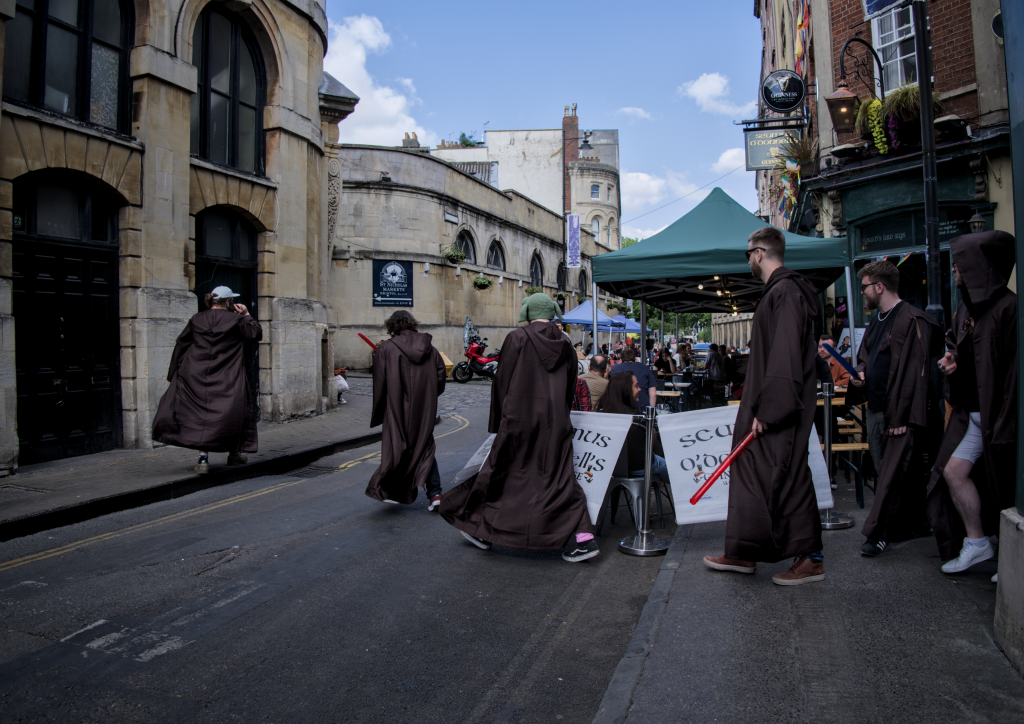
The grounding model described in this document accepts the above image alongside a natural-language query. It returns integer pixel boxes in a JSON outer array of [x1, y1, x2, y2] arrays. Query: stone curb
[[0, 431, 384, 543], [591, 524, 693, 724]]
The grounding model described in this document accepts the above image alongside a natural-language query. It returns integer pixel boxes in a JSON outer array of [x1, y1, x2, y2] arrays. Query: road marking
[[1, 412, 475, 573]]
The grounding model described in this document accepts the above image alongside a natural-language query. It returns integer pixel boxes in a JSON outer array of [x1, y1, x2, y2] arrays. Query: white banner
[[658, 406, 833, 525], [449, 413, 634, 525], [569, 411, 634, 524]]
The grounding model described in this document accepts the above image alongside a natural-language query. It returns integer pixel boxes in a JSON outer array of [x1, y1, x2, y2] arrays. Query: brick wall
[[828, 0, 979, 146]]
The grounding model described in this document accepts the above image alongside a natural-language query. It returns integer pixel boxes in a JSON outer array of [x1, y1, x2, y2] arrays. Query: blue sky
[[323, 1, 763, 240]]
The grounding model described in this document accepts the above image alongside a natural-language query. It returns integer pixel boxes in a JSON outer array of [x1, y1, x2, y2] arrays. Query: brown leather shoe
[[704, 554, 756, 574], [772, 557, 825, 586]]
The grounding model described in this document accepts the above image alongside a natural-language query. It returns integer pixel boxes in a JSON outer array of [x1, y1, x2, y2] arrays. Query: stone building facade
[[0, 0, 350, 472], [327, 144, 617, 370]]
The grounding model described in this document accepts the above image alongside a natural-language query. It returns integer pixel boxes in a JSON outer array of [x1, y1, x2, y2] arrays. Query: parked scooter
[[452, 318, 499, 383]]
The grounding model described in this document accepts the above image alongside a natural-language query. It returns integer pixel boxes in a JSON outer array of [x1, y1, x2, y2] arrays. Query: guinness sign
[[761, 69, 805, 113]]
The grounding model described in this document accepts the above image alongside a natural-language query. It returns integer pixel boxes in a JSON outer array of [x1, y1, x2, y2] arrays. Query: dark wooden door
[[13, 241, 121, 464]]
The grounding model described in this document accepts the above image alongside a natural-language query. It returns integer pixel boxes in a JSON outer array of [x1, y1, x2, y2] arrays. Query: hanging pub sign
[[567, 214, 581, 268], [761, 69, 806, 113], [744, 128, 798, 171], [372, 259, 414, 307]]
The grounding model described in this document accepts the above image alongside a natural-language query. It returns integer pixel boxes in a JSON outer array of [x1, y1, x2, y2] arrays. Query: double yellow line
[[0, 414, 472, 573]]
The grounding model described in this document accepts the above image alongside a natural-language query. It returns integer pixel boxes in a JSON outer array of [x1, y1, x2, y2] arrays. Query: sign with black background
[[761, 69, 805, 113], [372, 259, 414, 307]]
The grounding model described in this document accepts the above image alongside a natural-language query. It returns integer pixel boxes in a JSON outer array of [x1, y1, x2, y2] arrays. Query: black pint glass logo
[[761, 69, 806, 114]]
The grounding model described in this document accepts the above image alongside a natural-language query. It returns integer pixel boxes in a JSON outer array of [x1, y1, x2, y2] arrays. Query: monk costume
[[365, 311, 448, 509], [927, 231, 1017, 572], [846, 266, 941, 557], [706, 263, 825, 584], [440, 294, 599, 563]]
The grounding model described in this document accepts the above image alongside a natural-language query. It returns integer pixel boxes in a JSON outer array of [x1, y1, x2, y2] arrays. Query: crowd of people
[[150, 226, 1016, 583]]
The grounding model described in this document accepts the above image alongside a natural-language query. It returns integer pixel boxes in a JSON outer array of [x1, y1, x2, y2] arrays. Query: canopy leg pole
[[819, 381, 854, 530], [592, 279, 599, 355], [619, 407, 670, 556]]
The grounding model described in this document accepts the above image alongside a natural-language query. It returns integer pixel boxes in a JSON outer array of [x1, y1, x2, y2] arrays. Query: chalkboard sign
[[373, 259, 414, 307]]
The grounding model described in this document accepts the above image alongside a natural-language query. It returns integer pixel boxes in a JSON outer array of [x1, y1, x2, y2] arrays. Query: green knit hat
[[518, 293, 564, 323]]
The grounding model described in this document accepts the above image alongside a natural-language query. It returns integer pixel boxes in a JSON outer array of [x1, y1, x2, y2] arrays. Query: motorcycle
[[452, 318, 499, 383]]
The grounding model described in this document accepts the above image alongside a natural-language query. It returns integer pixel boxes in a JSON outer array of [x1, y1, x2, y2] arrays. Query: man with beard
[[704, 226, 824, 585], [928, 231, 1016, 580], [440, 294, 599, 563], [846, 260, 939, 557], [365, 311, 448, 509]]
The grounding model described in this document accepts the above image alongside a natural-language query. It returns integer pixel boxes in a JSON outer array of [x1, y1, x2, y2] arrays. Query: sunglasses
[[745, 247, 767, 260], [860, 281, 880, 292]]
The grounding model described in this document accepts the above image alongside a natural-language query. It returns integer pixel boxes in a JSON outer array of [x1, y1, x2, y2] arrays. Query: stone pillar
[[995, 508, 1024, 675], [0, 0, 16, 473]]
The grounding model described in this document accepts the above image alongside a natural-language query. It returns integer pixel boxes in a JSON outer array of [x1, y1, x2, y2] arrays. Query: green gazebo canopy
[[593, 187, 849, 313]]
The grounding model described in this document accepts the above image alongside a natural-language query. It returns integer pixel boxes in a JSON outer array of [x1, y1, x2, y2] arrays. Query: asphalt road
[[0, 403, 670, 723]]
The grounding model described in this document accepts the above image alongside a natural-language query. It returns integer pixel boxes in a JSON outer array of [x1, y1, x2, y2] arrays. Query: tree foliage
[[458, 132, 479, 147]]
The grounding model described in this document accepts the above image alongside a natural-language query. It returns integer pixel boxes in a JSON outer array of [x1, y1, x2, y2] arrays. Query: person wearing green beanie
[[440, 292, 599, 562]]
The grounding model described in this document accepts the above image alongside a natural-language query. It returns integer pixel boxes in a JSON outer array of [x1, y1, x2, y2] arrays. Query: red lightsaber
[[689, 431, 756, 505], [357, 333, 378, 351]]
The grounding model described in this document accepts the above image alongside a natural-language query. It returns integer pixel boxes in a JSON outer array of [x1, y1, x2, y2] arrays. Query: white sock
[[968, 537, 988, 548]]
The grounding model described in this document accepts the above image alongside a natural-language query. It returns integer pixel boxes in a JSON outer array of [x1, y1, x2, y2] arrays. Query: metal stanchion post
[[819, 381, 854, 530], [619, 406, 671, 556]]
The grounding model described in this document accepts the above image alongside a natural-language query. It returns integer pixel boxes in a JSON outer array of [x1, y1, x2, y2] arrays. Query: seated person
[[654, 347, 677, 377], [599, 372, 668, 480]]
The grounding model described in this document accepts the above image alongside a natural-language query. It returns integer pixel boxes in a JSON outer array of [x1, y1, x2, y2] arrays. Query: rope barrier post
[[619, 406, 671, 556], [819, 381, 854, 530]]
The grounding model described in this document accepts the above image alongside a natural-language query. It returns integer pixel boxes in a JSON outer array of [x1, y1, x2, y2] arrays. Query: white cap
[[211, 286, 240, 300]]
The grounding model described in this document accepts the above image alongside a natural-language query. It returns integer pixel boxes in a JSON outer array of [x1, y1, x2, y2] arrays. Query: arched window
[[190, 7, 266, 174], [194, 207, 258, 313], [556, 262, 566, 292], [530, 254, 543, 288], [3, 0, 132, 131], [606, 218, 614, 246], [578, 269, 588, 294], [591, 217, 600, 240], [486, 240, 505, 271], [455, 231, 476, 264]]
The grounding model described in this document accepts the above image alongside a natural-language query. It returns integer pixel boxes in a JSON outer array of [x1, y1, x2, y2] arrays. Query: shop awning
[[593, 188, 850, 313], [560, 299, 624, 327]]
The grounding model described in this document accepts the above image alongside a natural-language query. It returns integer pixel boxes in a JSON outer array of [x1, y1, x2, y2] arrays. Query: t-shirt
[[580, 371, 610, 411], [610, 361, 656, 411], [654, 357, 673, 374], [864, 301, 902, 412]]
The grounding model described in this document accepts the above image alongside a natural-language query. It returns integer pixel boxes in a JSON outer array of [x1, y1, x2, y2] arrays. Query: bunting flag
[[896, 252, 913, 267]]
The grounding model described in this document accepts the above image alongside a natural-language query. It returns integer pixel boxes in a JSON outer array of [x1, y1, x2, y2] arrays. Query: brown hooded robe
[[152, 309, 263, 453], [365, 330, 447, 504], [926, 231, 1017, 560], [725, 268, 823, 563], [846, 302, 939, 542], [440, 321, 593, 549]]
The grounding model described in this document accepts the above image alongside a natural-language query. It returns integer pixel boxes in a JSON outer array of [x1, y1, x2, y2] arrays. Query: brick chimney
[[562, 104, 578, 214]]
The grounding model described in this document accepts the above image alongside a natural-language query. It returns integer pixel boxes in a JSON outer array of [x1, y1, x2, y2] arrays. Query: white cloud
[[621, 171, 667, 209], [617, 107, 652, 120], [678, 73, 757, 116], [621, 224, 668, 241], [323, 16, 437, 146], [711, 148, 746, 174]]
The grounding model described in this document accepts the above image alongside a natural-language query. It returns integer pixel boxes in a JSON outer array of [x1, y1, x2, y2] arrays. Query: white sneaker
[[941, 538, 995, 574]]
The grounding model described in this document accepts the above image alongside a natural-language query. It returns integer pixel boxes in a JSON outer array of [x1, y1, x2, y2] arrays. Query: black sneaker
[[562, 538, 600, 562], [861, 539, 888, 557], [460, 530, 491, 550]]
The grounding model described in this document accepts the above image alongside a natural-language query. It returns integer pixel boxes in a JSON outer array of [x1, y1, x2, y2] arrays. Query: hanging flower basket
[[552, 291, 570, 301], [472, 275, 493, 290], [523, 285, 543, 296], [442, 247, 467, 265]]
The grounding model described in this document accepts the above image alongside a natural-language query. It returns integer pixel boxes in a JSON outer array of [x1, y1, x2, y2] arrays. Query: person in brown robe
[[152, 286, 263, 473], [365, 311, 447, 508], [440, 293, 599, 563], [845, 260, 940, 557], [927, 231, 1017, 577], [704, 227, 825, 585]]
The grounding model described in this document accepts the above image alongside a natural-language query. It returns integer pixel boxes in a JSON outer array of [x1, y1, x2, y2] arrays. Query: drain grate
[[285, 467, 329, 479]]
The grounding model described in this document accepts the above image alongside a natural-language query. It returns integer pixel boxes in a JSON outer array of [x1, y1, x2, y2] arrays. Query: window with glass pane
[[591, 218, 600, 239], [455, 232, 475, 263], [607, 186, 612, 202], [487, 241, 505, 271], [2, 0, 129, 131], [190, 8, 265, 175], [530, 255, 543, 287], [14, 174, 121, 245], [591, 184, 600, 199], [578, 270, 588, 294], [198, 207, 256, 262], [606, 223, 612, 246], [874, 7, 916, 93]]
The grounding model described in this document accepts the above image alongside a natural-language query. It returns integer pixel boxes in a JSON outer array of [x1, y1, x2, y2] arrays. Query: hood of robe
[[193, 308, 246, 337], [390, 329, 434, 363], [764, 267, 821, 318], [949, 230, 1015, 309], [522, 322, 569, 371]]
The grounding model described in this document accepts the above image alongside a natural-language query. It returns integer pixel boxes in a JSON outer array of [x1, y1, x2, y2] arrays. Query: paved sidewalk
[[599, 481, 1024, 723], [0, 376, 492, 526]]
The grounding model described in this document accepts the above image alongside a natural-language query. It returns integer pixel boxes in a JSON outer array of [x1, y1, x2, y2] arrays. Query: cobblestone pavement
[[345, 375, 492, 417]]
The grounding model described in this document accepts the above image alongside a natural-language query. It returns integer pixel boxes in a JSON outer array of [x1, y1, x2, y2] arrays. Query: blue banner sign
[[567, 214, 581, 268]]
